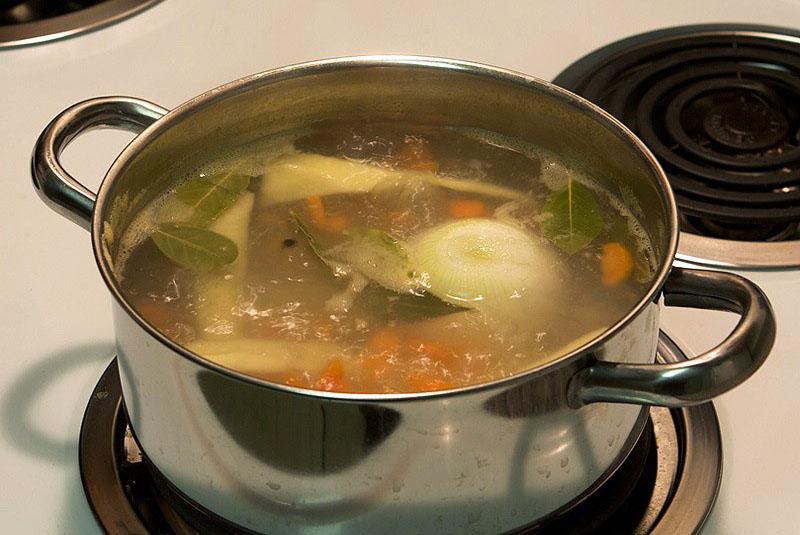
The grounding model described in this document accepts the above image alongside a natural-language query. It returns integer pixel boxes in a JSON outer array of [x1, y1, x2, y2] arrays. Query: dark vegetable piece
[[389, 291, 469, 322]]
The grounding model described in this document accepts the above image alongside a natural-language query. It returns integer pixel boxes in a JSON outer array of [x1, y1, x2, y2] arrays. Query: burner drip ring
[[661, 75, 800, 170], [703, 95, 788, 150], [681, 214, 799, 241], [554, 24, 800, 246], [0, 0, 163, 48]]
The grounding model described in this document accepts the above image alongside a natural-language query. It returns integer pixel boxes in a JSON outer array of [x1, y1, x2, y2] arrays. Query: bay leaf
[[345, 227, 409, 260], [152, 223, 238, 272], [289, 211, 327, 261], [175, 170, 251, 227], [388, 291, 469, 322], [541, 179, 603, 254]]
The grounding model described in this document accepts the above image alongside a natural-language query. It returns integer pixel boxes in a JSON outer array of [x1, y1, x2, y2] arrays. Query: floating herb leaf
[[290, 216, 438, 300], [152, 223, 238, 272], [389, 291, 469, 322], [541, 179, 603, 254], [290, 211, 327, 261], [175, 171, 251, 227], [345, 227, 410, 260]]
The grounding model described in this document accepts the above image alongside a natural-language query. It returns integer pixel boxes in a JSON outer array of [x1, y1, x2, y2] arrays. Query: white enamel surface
[[3, 0, 800, 533]]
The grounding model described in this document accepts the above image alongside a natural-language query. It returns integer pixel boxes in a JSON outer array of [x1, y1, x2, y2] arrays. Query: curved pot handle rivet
[[568, 267, 776, 408], [31, 96, 168, 231]]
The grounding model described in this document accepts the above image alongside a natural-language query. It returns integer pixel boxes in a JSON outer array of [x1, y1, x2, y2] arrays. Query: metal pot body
[[113, 299, 655, 534], [31, 57, 776, 534]]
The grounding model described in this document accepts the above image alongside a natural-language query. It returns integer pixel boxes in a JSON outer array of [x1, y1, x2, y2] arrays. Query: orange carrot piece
[[601, 242, 634, 287], [388, 210, 420, 232], [135, 300, 177, 333], [448, 199, 486, 219], [406, 375, 455, 392], [368, 327, 401, 354], [362, 353, 393, 383], [306, 195, 326, 226], [306, 195, 349, 233], [285, 376, 303, 387], [321, 214, 349, 233], [405, 159, 438, 173], [314, 358, 346, 392], [398, 137, 439, 173], [407, 340, 457, 368]]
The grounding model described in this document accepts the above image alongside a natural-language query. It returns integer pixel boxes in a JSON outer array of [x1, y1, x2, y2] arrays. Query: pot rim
[[92, 55, 679, 402]]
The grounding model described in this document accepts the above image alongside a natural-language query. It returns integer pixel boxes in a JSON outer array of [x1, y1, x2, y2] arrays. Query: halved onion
[[411, 218, 552, 310]]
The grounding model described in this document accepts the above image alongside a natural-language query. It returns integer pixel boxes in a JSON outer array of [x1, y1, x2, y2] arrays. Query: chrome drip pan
[[0, 0, 161, 48]]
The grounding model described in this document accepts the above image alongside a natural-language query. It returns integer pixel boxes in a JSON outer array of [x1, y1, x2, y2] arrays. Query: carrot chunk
[[314, 358, 346, 392], [135, 299, 179, 334], [601, 242, 634, 287], [284, 374, 310, 388], [321, 213, 348, 233], [306, 195, 326, 226], [362, 353, 393, 383], [306, 195, 349, 232], [405, 375, 455, 392], [448, 199, 486, 219], [368, 327, 401, 354], [397, 137, 439, 173], [407, 339, 457, 368]]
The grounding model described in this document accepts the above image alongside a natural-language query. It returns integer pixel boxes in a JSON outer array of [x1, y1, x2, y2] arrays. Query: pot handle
[[569, 267, 776, 407], [32, 96, 168, 231]]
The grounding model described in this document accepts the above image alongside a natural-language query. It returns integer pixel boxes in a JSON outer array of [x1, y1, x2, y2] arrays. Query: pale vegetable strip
[[187, 337, 345, 379], [262, 153, 394, 205], [426, 174, 522, 200], [261, 153, 523, 205], [195, 192, 255, 335]]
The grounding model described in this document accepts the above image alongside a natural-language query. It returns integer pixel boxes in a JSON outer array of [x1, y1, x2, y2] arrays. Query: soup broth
[[117, 124, 656, 393]]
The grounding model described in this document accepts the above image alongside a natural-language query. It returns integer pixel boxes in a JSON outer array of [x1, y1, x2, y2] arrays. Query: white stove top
[[3, 1, 800, 532]]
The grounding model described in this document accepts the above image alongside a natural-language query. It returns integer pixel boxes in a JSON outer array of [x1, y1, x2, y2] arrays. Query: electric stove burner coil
[[555, 24, 800, 241]]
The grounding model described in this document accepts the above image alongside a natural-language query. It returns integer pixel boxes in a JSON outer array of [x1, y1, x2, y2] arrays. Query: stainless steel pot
[[32, 57, 775, 534]]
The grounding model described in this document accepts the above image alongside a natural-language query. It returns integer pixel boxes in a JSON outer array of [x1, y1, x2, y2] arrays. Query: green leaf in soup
[[289, 211, 328, 261], [174, 170, 251, 227], [330, 227, 423, 294], [344, 227, 409, 261], [541, 179, 603, 254], [389, 291, 469, 322], [151, 223, 238, 272]]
